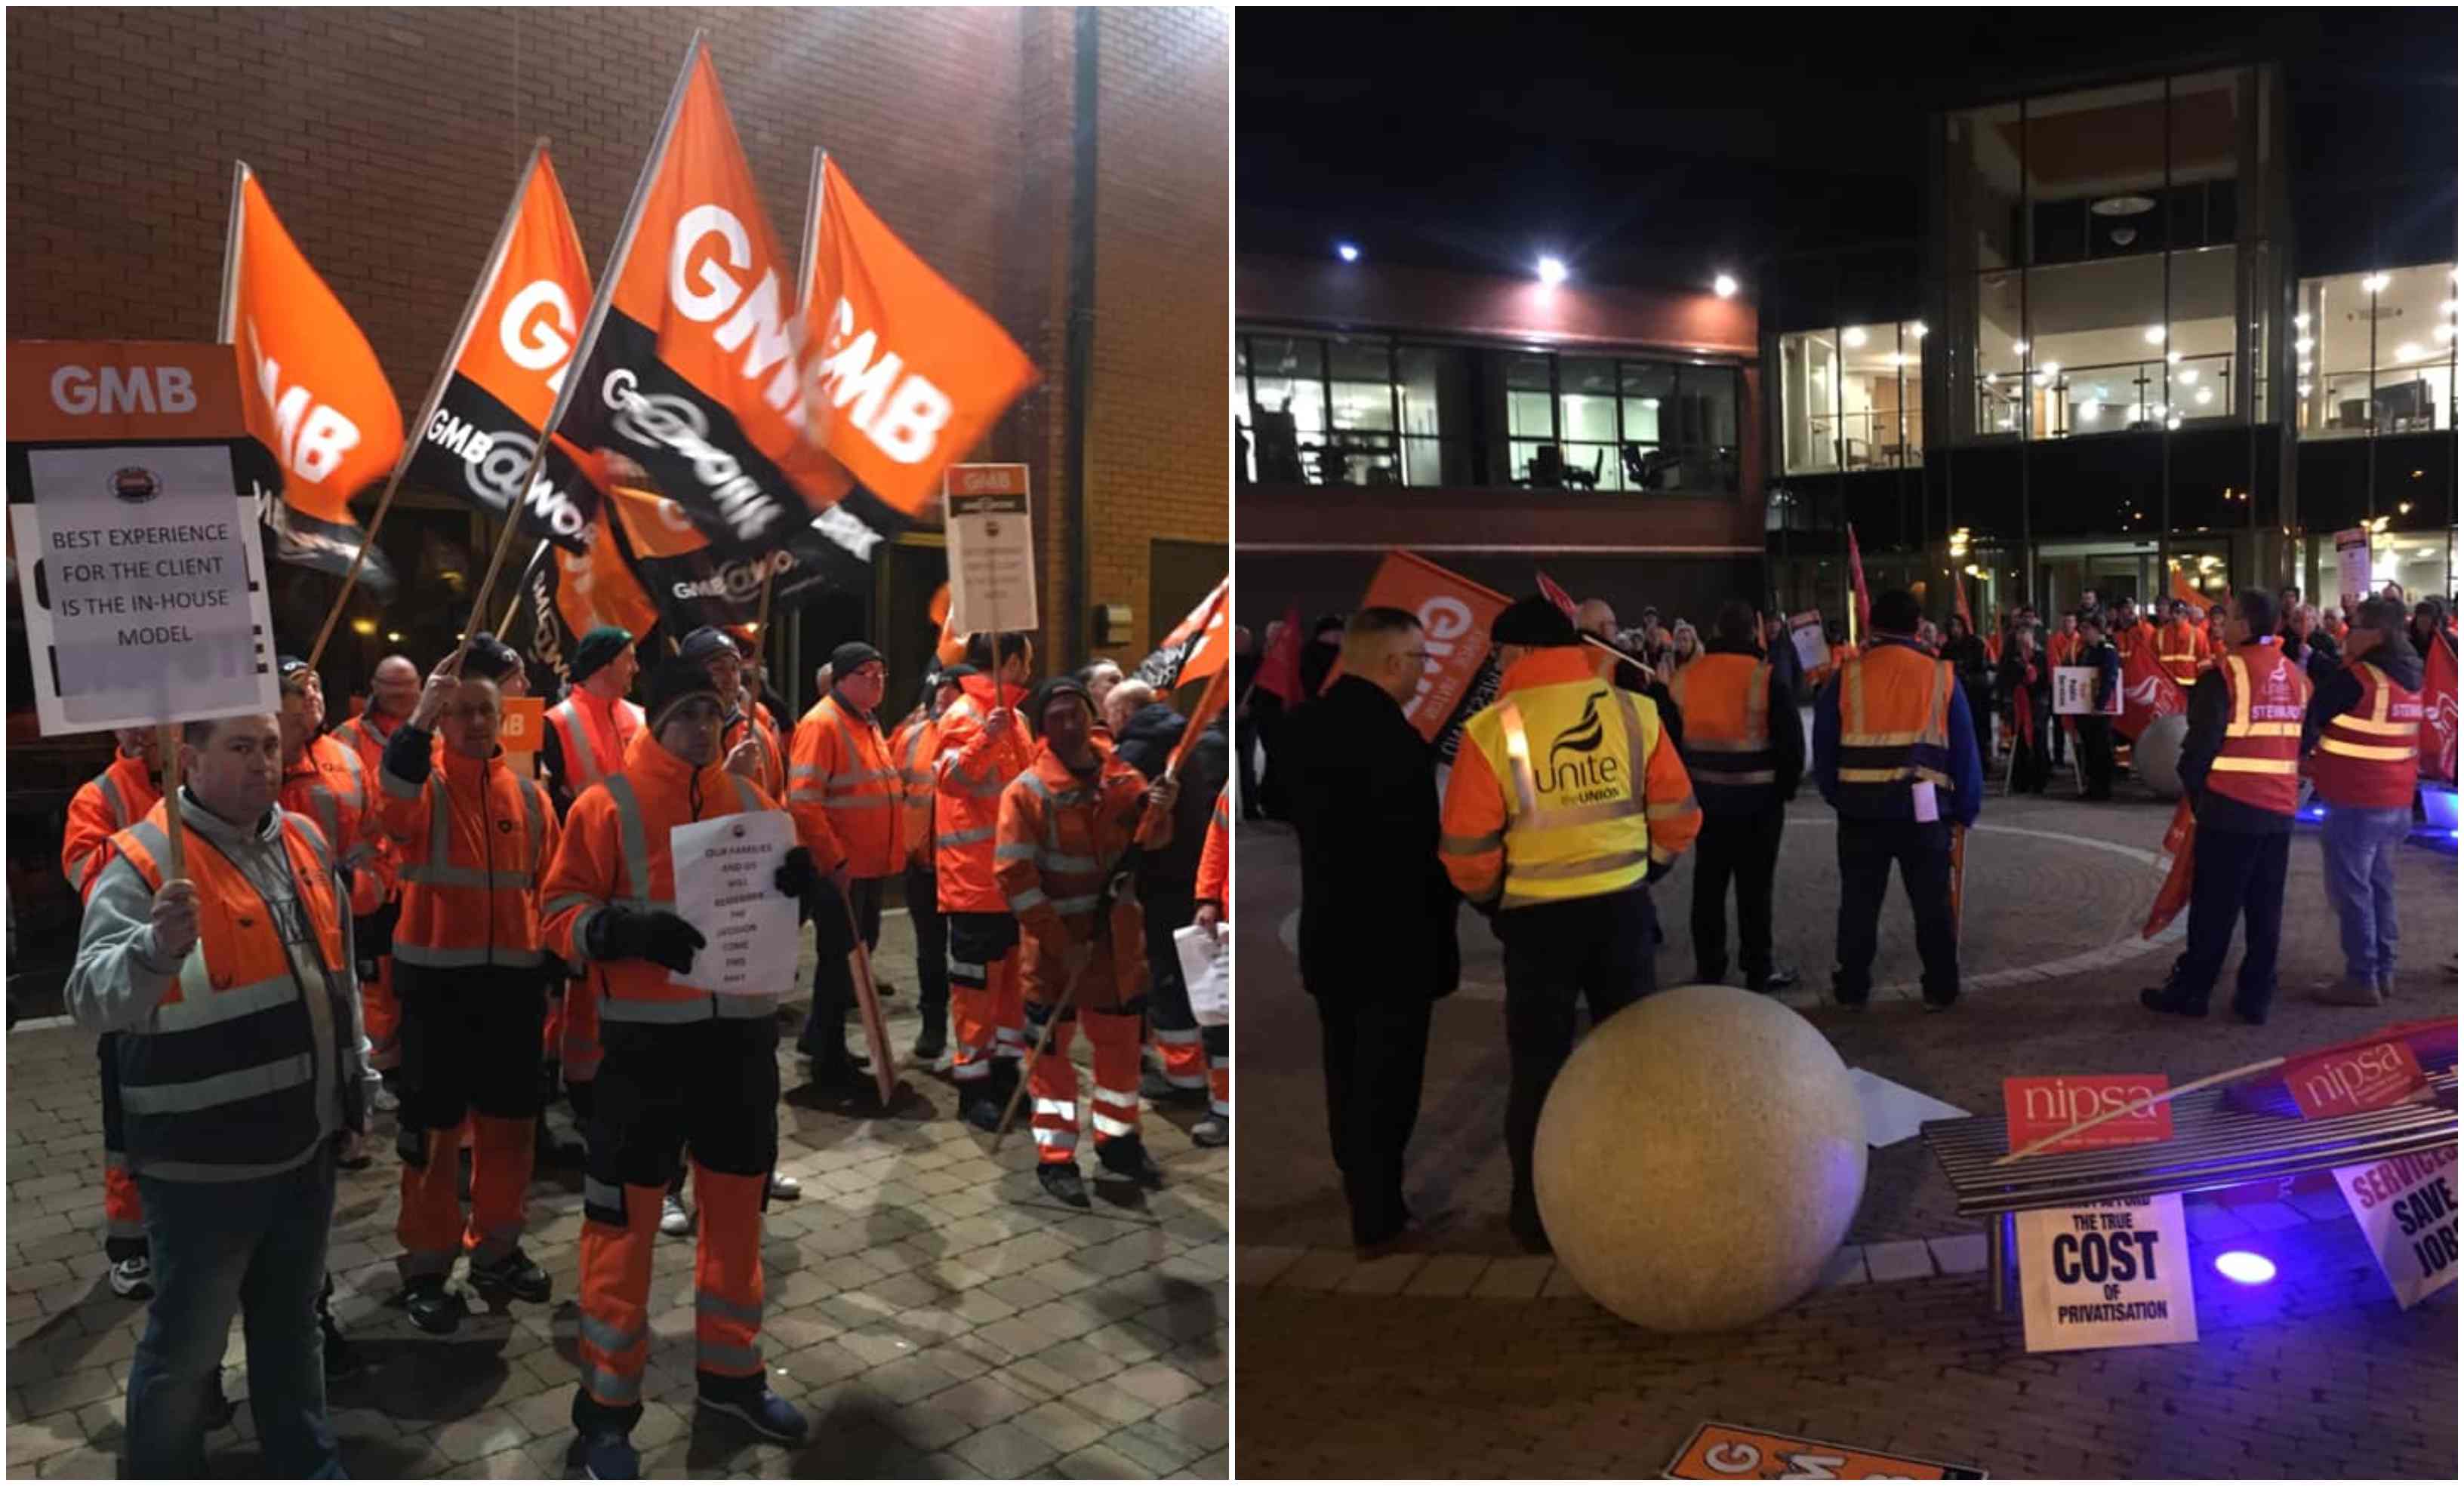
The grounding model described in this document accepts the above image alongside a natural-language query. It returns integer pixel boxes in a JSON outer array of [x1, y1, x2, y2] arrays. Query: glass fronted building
[[1769, 63, 2456, 625]]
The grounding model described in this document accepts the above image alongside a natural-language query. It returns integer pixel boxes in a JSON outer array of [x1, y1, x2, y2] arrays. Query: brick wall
[[5, 5, 1227, 684]]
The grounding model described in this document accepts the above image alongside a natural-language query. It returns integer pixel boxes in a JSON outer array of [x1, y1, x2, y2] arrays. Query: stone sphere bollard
[[2131, 712, 2190, 799], [1532, 984, 1867, 1332]]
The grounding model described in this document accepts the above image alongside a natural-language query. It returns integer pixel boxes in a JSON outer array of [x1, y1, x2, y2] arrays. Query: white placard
[[2016, 1194, 2198, 1352], [1175, 922, 1229, 1028], [2053, 664, 2122, 716], [11, 448, 278, 734], [2336, 525, 2372, 608], [1788, 610, 1828, 675], [943, 463, 1038, 637], [2333, 1145, 2458, 1310], [668, 811, 799, 996]]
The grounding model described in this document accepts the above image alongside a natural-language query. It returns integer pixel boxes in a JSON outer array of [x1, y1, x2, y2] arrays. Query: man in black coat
[[1111, 689, 1234, 1146], [1281, 606, 1461, 1256]]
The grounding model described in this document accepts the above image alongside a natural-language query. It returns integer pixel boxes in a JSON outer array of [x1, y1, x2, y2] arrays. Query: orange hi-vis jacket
[[2208, 642, 2312, 816], [1670, 651, 1777, 811], [280, 734, 392, 918], [2158, 618, 2204, 685], [889, 712, 941, 869], [720, 707, 788, 806], [1195, 786, 1229, 913], [935, 675, 1036, 912], [791, 693, 901, 878], [538, 730, 776, 1081], [102, 801, 353, 1177], [546, 688, 647, 804], [993, 743, 1173, 1014], [64, 755, 160, 900], [332, 705, 411, 785], [1440, 646, 1701, 910], [376, 734, 561, 971], [2311, 659, 2422, 809], [2047, 630, 2081, 668]]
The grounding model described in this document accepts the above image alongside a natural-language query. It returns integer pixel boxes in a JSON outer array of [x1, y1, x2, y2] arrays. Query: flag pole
[[458, 35, 704, 665], [217, 162, 249, 343], [157, 724, 186, 878], [499, 538, 546, 636], [308, 140, 553, 672]]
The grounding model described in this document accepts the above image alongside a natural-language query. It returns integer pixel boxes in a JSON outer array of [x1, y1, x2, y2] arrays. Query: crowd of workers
[[58, 617, 1230, 1478], [1250, 577, 2453, 1260]]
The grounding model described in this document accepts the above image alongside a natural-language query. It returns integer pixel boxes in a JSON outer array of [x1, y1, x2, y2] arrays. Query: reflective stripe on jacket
[[546, 691, 646, 801], [1440, 646, 1700, 910], [889, 712, 941, 868], [103, 803, 350, 1179], [537, 730, 775, 1078], [64, 755, 159, 900], [1831, 644, 1955, 817], [2158, 619, 2204, 685], [935, 675, 1035, 912], [2312, 659, 2418, 808], [1671, 651, 1776, 811], [377, 728, 561, 969], [2209, 644, 2311, 816], [279, 734, 393, 917], [993, 743, 1172, 1014], [1195, 786, 1230, 912], [791, 694, 899, 878]]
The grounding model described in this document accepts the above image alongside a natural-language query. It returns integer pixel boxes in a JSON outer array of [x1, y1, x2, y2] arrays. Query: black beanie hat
[[829, 641, 884, 678], [461, 632, 521, 684], [642, 655, 720, 732], [1490, 595, 1580, 648], [1024, 677, 1093, 740], [676, 626, 738, 669], [571, 625, 634, 685]]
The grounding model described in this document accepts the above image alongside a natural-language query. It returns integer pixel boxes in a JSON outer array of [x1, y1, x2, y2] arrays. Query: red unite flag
[[2142, 798, 2196, 938], [1535, 569, 1579, 621], [1255, 603, 1304, 703], [2118, 642, 2187, 742], [1846, 524, 1872, 643], [2422, 629, 2458, 783]]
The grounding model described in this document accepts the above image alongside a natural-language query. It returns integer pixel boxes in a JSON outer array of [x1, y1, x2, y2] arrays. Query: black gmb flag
[[601, 475, 873, 634]]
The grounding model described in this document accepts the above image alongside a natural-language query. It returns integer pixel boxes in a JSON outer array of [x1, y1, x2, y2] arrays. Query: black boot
[[1096, 1135, 1166, 1190], [1036, 1164, 1091, 1208], [469, 1244, 553, 1305], [402, 1275, 467, 1334]]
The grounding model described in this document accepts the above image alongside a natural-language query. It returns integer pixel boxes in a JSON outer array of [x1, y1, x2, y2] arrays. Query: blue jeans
[[2321, 804, 2410, 986], [127, 1149, 342, 1478]]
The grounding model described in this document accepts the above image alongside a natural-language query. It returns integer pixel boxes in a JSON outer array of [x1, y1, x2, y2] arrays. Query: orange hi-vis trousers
[[574, 1019, 778, 1418], [1205, 1025, 1229, 1121], [947, 912, 1025, 1085], [397, 1117, 534, 1281], [1153, 1024, 1209, 1093], [1027, 1008, 1143, 1165]]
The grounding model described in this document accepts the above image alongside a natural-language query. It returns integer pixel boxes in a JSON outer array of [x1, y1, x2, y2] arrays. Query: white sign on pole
[[2053, 665, 2121, 716], [943, 463, 1037, 638], [668, 811, 799, 996], [1788, 609, 1828, 675], [2336, 525, 2372, 608], [2016, 1194, 2198, 1352], [11, 445, 278, 734], [2333, 1145, 2458, 1310]]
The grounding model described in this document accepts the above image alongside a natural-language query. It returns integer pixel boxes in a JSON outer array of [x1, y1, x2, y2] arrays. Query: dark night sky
[[1237, 8, 2459, 295]]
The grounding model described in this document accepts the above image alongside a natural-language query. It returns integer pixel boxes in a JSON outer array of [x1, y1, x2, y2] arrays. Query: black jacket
[[1942, 632, 1991, 689], [1283, 675, 1461, 1001], [2079, 640, 2121, 712], [1609, 657, 1686, 756], [2302, 637, 2425, 755], [1113, 703, 1228, 903]]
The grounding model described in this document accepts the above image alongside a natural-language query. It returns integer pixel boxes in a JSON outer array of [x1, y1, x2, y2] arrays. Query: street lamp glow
[[1536, 256, 1568, 286], [2214, 1251, 2277, 1284], [1714, 272, 1738, 298], [1336, 242, 1360, 263]]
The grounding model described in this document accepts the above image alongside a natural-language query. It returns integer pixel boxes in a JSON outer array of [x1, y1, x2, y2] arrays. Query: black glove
[[566, 1078, 595, 1121], [775, 846, 820, 901], [588, 905, 706, 974]]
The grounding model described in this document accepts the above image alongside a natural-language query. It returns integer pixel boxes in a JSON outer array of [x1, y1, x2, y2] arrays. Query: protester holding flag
[[938, 633, 1041, 1128], [1286, 608, 1462, 1256], [789, 640, 902, 1094], [1940, 611, 1994, 768], [1441, 597, 1701, 1254], [1813, 589, 1981, 1011], [891, 669, 966, 1066], [993, 679, 1178, 1207], [67, 712, 366, 1479], [541, 628, 645, 818], [2139, 589, 2312, 1025], [2302, 595, 2426, 1007]]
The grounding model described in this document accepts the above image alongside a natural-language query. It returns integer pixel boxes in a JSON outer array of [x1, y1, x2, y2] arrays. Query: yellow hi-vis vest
[[1458, 677, 1665, 909]]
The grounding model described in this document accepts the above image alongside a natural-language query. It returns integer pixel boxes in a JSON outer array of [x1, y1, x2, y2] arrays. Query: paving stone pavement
[[1236, 782, 2459, 1477], [5, 918, 1227, 1479]]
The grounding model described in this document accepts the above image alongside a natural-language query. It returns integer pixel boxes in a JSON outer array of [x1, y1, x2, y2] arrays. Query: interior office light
[[2144, 326, 2166, 344], [1714, 272, 1739, 297], [1337, 242, 1360, 263], [2362, 272, 2391, 294], [1537, 256, 1568, 286], [1843, 327, 1867, 347]]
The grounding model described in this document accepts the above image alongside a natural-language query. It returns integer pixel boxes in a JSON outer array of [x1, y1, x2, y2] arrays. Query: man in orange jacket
[[1190, 783, 1231, 1146], [938, 633, 1040, 1128], [377, 659, 563, 1334], [63, 728, 163, 1300], [995, 678, 1178, 1206], [889, 669, 964, 1066], [790, 640, 902, 1088], [331, 654, 420, 777], [540, 657, 815, 1476], [276, 658, 395, 1111], [542, 626, 645, 817], [1439, 597, 1702, 1252]]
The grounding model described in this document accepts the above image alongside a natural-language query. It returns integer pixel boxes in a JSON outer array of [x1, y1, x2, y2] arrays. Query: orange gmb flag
[[1338, 551, 1512, 749], [559, 41, 854, 553], [928, 582, 966, 667], [406, 144, 604, 554], [799, 153, 1038, 521], [222, 163, 405, 592], [523, 500, 659, 688], [1133, 577, 1232, 691]]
